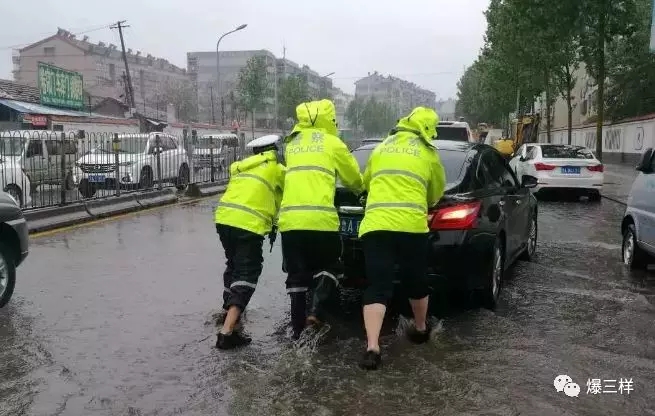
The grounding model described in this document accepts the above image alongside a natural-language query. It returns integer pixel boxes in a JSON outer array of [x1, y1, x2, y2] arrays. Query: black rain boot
[[290, 292, 307, 340], [216, 331, 252, 350], [307, 275, 337, 327]]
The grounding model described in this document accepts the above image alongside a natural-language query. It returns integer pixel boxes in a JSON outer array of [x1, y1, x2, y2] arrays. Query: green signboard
[[37, 63, 84, 110]]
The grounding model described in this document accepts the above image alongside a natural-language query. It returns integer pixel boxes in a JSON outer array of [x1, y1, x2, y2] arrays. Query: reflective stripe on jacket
[[359, 107, 446, 236], [278, 100, 364, 232], [215, 150, 285, 236]]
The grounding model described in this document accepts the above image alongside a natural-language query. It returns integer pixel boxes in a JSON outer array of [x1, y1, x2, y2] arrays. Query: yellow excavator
[[494, 114, 541, 159]]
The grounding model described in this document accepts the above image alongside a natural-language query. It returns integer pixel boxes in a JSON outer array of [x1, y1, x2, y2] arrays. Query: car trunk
[[538, 158, 601, 178]]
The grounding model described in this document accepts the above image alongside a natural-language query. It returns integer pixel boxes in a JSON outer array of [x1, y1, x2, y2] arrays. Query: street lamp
[[320, 72, 335, 98], [216, 24, 248, 125]]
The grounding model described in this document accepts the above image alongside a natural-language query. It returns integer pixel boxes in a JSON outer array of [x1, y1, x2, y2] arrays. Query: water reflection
[[0, 306, 39, 415]]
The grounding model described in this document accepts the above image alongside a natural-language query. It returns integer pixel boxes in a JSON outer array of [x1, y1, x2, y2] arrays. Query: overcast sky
[[0, 0, 489, 100]]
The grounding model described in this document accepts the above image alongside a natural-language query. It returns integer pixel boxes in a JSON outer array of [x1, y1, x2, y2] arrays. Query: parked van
[[192, 133, 239, 173], [0, 130, 78, 194], [621, 147, 655, 269]]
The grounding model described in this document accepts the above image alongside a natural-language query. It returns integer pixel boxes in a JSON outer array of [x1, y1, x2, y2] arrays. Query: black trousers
[[362, 231, 429, 306], [281, 230, 342, 294], [216, 224, 264, 311]]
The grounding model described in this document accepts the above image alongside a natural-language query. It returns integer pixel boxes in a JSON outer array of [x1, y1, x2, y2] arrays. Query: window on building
[[109, 63, 116, 84], [44, 47, 55, 56], [139, 70, 145, 97]]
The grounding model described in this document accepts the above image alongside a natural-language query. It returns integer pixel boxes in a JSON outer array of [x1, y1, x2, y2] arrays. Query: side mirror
[[521, 174, 538, 188], [636, 148, 653, 172]]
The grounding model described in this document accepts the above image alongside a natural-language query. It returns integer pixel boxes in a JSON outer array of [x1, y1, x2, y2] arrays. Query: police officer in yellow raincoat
[[357, 107, 446, 370], [214, 134, 286, 349], [278, 99, 364, 339]]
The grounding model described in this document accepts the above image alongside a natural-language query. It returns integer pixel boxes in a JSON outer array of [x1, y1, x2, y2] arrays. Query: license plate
[[339, 216, 361, 237], [88, 174, 106, 183], [560, 166, 580, 174]]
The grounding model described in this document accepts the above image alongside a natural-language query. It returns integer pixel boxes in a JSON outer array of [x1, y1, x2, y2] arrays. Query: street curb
[[186, 181, 227, 198], [24, 188, 181, 234]]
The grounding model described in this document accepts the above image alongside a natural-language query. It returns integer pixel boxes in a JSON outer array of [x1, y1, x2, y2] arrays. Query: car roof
[[354, 139, 484, 152], [438, 121, 470, 128]]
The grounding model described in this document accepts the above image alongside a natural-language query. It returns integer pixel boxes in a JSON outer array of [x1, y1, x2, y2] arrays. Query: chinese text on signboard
[[38, 63, 84, 110]]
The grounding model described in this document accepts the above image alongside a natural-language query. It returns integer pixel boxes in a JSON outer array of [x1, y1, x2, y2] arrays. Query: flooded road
[[1, 197, 654, 416]]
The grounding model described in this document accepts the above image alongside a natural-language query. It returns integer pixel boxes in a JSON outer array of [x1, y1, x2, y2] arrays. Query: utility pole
[[210, 86, 216, 124], [111, 20, 135, 110]]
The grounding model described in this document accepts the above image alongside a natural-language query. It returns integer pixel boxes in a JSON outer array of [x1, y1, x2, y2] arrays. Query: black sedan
[[335, 140, 539, 309]]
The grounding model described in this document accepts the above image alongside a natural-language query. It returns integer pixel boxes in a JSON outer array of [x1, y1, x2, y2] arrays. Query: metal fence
[[0, 130, 249, 210]]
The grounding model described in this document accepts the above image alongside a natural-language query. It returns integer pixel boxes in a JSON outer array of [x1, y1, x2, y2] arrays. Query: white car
[[0, 143, 32, 207], [436, 121, 474, 142], [74, 133, 190, 198], [509, 143, 603, 201]]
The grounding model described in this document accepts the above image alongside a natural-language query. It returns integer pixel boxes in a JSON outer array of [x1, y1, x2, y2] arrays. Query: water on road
[[1, 197, 654, 416]]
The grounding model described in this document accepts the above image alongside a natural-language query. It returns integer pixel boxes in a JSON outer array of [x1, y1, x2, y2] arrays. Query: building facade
[[187, 49, 278, 128], [435, 98, 457, 121], [534, 62, 598, 130], [13, 28, 190, 120], [354, 71, 436, 117], [332, 88, 353, 128]]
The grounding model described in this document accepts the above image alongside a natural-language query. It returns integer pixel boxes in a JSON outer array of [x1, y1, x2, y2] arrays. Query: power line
[[0, 23, 115, 51]]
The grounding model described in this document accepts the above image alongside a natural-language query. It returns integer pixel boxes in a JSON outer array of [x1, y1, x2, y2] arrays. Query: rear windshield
[[540, 145, 594, 159], [436, 126, 469, 141], [351, 147, 467, 182]]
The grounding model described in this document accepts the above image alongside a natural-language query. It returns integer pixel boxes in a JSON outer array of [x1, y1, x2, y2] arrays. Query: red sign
[[29, 115, 48, 127]]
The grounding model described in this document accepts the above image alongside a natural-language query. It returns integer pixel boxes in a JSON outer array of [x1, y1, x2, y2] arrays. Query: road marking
[[30, 195, 216, 239]]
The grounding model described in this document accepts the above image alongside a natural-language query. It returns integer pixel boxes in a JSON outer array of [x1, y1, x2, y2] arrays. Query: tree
[[235, 56, 270, 136], [605, 0, 655, 122], [162, 79, 198, 122], [346, 97, 397, 137], [578, 0, 638, 160], [277, 75, 310, 121]]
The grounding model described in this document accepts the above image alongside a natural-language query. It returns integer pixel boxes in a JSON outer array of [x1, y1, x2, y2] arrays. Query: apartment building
[[332, 88, 354, 128], [534, 62, 598, 129], [13, 28, 189, 120], [354, 71, 436, 117], [276, 58, 334, 98], [435, 98, 457, 121], [187, 49, 278, 127]]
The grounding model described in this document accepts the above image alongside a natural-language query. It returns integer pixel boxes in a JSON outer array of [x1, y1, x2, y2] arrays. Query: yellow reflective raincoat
[[278, 99, 364, 232], [358, 107, 447, 236], [215, 150, 286, 236]]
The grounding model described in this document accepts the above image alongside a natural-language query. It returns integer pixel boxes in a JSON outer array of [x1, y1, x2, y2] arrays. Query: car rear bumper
[[8, 217, 29, 267], [339, 230, 495, 292], [533, 171, 603, 192]]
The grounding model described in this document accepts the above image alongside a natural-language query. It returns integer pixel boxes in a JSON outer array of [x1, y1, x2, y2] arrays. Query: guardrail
[[0, 130, 249, 210]]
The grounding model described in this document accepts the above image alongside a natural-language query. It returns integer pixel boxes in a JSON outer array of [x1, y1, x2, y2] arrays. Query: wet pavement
[[2, 195, 655, 416]]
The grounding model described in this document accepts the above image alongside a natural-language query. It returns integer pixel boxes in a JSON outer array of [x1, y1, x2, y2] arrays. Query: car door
[[639, 156, 655, 250], [478, 151, 518, 252], [24, 139, 46, 188], [44, 138, 62, 186], [487, 150, 529, 258]]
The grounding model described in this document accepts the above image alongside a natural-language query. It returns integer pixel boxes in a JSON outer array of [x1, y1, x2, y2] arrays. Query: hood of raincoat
[[393, 106, 440, 144], [290, 99, 338, 137], [229, 150, 277, 176]]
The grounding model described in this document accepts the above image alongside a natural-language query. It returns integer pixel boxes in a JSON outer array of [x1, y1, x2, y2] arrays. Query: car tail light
[[587, 164, 604, 172], [428, 200, 482, 230], [534, 162, 556, 171]]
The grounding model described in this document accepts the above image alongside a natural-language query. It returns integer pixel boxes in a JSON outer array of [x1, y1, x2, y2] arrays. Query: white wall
[[56, 120, 139, 135], [538, 116, 655, 161]]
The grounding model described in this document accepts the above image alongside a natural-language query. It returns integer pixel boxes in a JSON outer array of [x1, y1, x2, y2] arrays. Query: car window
[[45, 139, 60, 155], [485, 151, 519, 188], [351, 147, 468, 183], [540, 145, 594, 159], [26, 140, 43, 157], [526, 146, 537, 160], [436, 126, 469, 141]]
